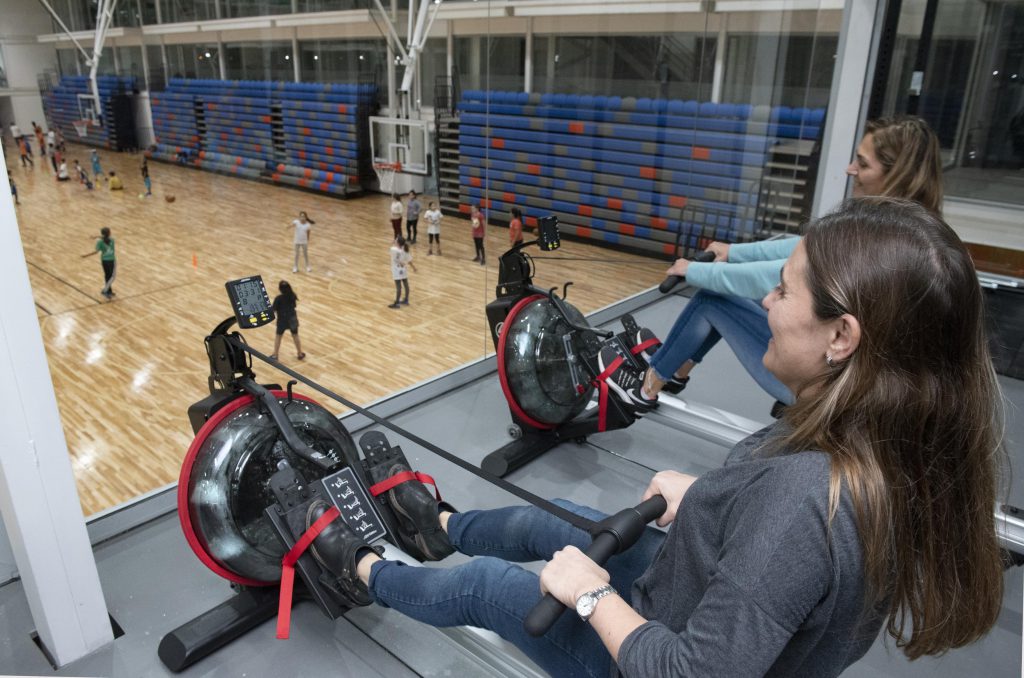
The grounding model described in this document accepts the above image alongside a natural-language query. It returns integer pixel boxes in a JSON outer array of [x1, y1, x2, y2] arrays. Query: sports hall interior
[[0, 0, 1022, 676]]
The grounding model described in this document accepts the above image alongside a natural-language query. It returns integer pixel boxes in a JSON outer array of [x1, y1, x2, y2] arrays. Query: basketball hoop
[[373, 162, 402, 194], [72, 119, 97, 138]]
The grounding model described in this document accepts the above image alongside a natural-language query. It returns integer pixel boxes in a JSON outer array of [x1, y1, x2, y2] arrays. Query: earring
[[825, 354, 836, 369]]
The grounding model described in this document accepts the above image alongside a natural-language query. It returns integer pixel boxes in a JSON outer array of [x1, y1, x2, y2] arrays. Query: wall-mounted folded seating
[[43, 75, 138, 150], [147, 78, 376, 198], [456, 90, 824, 256]]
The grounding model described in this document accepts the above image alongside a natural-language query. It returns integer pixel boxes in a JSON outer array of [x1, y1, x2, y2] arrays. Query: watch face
[[576, 594, 596, 618]]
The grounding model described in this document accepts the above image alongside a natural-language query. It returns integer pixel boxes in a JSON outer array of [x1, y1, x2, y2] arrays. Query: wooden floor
[[6, 142, 665, 516]]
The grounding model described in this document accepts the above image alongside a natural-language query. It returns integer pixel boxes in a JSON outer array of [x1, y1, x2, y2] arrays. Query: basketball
[[165, 194, 176, 203]]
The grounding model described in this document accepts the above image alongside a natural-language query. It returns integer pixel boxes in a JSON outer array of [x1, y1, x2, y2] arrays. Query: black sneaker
[[382, 464, 455, 561], [661, 375, 690, 395], [598, 346, 658, 411], [306, 500, 383, 608], [388, 303, 401, 309], [632, 327, 662, 362]]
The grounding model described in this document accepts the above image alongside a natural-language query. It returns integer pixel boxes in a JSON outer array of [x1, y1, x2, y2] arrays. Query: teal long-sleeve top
[[683, 237, 800, 300]]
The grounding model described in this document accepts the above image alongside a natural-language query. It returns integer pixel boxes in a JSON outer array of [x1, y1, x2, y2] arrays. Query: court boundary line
[[27, 260, 104, 304]]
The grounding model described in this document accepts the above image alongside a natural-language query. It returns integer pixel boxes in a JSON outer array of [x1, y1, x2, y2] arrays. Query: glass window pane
[[419, 37, 448, 107], [298, 39, 385, 84], [296, 0, 361, 10], [160, 0, 217, 22], [531, 34, 716, 99], [165, 43, 221, 79], [875, 0, 1023, 206], [222, 0, 294, 18]]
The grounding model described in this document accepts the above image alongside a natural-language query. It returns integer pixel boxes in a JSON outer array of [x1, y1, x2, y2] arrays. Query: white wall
[[0, 0, 59, 135], [0, 0, 57, 36]]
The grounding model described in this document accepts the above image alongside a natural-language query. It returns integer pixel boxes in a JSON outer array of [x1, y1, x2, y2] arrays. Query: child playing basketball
[[90, 150, 104, 184]]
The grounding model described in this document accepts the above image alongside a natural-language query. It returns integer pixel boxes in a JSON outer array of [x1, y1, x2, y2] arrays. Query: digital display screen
[[234, 279, 269, 315], [537, 215, 560, 251], [226, 276, 274, 328]]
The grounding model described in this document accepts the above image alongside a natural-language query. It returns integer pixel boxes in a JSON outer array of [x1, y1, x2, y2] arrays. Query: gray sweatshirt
[[616, 424, 883, 677]]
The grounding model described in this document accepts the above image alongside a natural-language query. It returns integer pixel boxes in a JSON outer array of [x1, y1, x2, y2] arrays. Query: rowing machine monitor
[[226, 275, 275, 329], [537, 215, 560, 251]]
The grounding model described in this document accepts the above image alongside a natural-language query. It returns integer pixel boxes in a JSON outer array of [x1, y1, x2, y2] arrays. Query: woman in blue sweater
[[303, 198, 1004, 677], [605, 116, 944, 410]]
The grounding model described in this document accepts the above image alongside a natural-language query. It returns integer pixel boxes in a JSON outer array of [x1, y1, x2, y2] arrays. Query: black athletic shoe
[[383, 464, 455, 561], [306, 500, 382, 608], [598, 346, 657, 411], [661, 375, 690, 395], [388, 303, 401, 309], [633, 327, 662, 362]]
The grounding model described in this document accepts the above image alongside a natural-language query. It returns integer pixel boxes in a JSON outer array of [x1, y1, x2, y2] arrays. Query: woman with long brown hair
[[302, 198, 1004, 676], [605, 116, 945, 411]]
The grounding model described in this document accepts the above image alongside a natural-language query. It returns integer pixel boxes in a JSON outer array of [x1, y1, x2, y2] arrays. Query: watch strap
[[577, 584, 617, 622]]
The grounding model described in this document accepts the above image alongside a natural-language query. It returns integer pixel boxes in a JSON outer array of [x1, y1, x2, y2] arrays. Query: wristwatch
[[575, 584, 617, 623]]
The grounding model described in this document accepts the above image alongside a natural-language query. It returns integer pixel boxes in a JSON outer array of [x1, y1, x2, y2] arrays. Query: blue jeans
[[649, 289, 793, 404], [368, 500, 666, 678]]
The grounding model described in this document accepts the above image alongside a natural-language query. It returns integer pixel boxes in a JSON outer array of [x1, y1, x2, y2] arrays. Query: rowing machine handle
[[523, 495, 668, 637], [658, 250, 717, 294]]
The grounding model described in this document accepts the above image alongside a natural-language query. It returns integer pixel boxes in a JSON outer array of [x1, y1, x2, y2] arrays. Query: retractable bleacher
[[456, 91, 824, 255], [148, 79, 376, 198]]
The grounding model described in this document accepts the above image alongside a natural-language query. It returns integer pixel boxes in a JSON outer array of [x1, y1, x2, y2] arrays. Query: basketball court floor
[[5, 141, 664, 516]]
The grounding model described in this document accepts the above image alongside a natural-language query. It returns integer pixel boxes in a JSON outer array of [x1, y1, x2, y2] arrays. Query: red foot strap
[[593, 355, 624, 432], [277, 504, 341, 640], [368, 471, 442, 502], [631, 337, 660, 356]]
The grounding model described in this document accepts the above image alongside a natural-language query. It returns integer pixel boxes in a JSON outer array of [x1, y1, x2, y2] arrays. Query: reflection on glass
[[503, 298, 594, 426], [298, 40, 386, 84], [17, 0, 844, 519], [532, 35, 716, 99], [880, 0, 1023, 205], [165, 44, 222, 79], [223, 0, 294, 18], [457, 36, 525, 92], [160, 0, 218, 22], [224, 42, 295, 81], [725, 34, 836, 107]]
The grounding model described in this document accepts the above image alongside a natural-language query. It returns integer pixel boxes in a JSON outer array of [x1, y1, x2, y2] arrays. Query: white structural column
[[812, 0, 882, 216], [0, 155, 112, 665], [711, 19, 726, 103], [524, 18, 533, 94], [137, 0, 150, 91], [292, 30, 300, 83], [217, 35, 227, 80], [160, 37, 168, 83], [446, 21, 454, 80]]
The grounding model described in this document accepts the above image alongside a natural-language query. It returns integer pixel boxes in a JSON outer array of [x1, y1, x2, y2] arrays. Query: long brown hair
[[779, 198, 1004, 659], [865, 116, 943, 215]]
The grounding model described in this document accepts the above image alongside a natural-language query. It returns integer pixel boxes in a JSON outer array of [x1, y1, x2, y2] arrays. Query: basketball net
[[72, 119, 95, 138], [373, 162, 401, 194]]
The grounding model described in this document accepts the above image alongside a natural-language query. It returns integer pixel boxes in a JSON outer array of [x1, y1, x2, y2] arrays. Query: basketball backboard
[[369, 117, 429, 175], [77, 93, 100, 123]]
